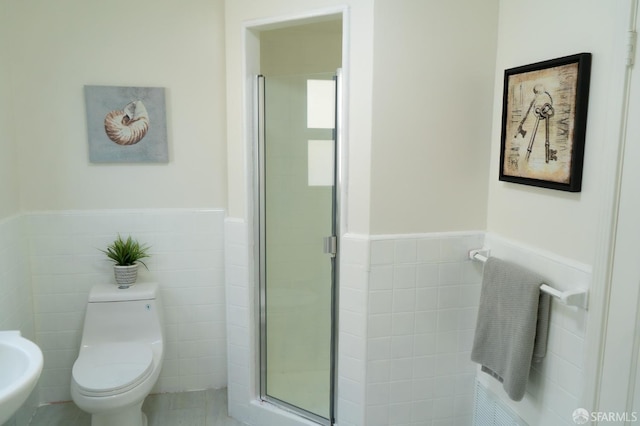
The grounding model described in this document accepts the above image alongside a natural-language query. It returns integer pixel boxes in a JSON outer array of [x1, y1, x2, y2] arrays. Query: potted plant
[[101, 234, 150, 288]]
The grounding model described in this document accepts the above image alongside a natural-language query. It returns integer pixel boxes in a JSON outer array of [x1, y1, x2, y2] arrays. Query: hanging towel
[[470, 257, 551, 401]]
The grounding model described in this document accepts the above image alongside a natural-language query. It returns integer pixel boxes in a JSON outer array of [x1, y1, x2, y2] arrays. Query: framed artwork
[[85, 85, 168, 163], [499, 53, 591, 192]]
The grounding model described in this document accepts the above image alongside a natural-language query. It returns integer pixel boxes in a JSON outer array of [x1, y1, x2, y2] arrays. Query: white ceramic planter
[[113, 264, 139, 288]]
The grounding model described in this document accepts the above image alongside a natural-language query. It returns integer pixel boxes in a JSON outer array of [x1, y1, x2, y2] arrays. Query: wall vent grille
[[473, 380, 528, 426]]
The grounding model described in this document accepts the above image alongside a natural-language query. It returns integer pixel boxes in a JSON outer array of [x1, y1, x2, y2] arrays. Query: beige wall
[[487, 0, 631, 263], [0, 0, 20, 219], [369, 0, 499, 234], [7, 0, 227, 212], [260, 20, 342, 75]]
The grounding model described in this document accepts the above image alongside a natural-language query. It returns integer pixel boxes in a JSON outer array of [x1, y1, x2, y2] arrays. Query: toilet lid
[[73, 342, 153, 395]]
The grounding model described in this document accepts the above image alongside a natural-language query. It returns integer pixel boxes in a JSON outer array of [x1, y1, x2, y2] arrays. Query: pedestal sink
[[0, 331, 43, 425]]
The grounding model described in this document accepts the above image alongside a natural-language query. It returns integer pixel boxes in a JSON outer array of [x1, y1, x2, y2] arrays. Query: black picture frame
[[499, 53, 591, 192]]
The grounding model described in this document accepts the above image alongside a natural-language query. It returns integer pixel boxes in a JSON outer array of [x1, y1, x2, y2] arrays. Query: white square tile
[[391, 312, 415, 336], [417, 239, 440, 263], [366, 382, 390, 405], [389, 381, 413, 404], [367, 360, 391, 384], [392, 288, 416, 313], [340, 310, 366, 336], [340, 236, 370, 267], [370, 240, 395, 265], [393, 265, 416, 289], [368, 314, 392, 338], [391, 335, 413, 359], [412, 356, 435, 379], [394, 239, 417, 264], [416, 263, 439, 287], [412, 378, 435, 401], [435, 331, 458, 354], [439, 262, 463, 286], [388, 401, 412, 423], [413, 333, 436, 357], [437, 309, 459, 332], [415, 287, 438, 311], [415, 311, 438, 334], [411, 398, 434, 423], [365, 404, 389, 426], [431, 396, 454, 420], [437, 286, 461, 309], [370, 265, 393, 290], [368, 337, 392, 361], [340, 287, 366, 313], [390, 358, 414, 381]]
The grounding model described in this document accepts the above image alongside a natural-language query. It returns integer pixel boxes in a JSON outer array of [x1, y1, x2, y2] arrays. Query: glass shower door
[[257, 72, 337, 424]]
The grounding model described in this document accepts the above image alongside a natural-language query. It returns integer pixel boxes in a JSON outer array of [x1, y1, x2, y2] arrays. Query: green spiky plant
[[101, 234, 150, 269]]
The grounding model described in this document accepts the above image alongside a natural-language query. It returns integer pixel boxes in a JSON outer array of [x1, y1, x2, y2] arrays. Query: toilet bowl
[[71, 282, 164, 426]]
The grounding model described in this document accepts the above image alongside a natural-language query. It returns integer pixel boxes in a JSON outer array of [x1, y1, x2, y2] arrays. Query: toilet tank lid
[[89, 282, 159, 302]]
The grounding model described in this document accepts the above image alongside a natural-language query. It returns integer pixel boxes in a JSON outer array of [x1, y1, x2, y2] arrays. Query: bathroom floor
[[27, 388, 245, 426]]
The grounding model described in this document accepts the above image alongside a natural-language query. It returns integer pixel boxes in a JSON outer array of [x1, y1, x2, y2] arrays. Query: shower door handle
[[323, 236, 337, 258]]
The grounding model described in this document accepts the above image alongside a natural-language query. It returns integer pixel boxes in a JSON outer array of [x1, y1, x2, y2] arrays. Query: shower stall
[[256, 71, 340, 425]]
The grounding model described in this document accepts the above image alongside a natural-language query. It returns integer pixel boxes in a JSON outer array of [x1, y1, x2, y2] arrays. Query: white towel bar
[[469, 249, 589, 310]]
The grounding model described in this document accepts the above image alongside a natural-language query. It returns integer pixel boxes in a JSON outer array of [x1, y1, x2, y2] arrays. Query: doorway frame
[[243, 7, 349, 425]]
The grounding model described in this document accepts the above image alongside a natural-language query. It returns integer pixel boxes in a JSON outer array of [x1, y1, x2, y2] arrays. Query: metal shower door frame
[[255, 71, 342, 426]]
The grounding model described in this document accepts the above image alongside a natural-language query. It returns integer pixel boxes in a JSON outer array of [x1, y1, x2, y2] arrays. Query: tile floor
[[27, 389, 245, 426]]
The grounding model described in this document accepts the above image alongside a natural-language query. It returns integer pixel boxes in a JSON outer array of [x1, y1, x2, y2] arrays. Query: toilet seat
[[72, 342, 154, 397]]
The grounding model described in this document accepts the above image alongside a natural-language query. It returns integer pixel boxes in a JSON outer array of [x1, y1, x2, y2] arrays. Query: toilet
[[71, 282, 164, 426]]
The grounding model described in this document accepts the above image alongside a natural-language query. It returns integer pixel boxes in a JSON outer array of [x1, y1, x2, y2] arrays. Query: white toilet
[[71, 282, 164, 426]]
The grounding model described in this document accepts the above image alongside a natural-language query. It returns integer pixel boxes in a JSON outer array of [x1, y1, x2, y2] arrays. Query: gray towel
[[471, 257, 551, 401]]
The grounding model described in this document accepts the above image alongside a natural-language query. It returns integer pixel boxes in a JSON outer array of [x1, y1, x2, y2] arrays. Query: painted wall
[[486, 0, 631, 264], [0, 0, 19, 220], [7, 0, 227, 211], [369, 0, 499, 234], [260, 20, 342, 75]]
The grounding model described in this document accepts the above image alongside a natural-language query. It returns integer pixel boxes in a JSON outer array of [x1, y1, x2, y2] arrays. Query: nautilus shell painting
[[85, 85, 168, 163], [104, 100, 150, 146]]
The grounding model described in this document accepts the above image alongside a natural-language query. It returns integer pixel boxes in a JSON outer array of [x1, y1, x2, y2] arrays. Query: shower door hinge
[[323, 236, 337, 258]]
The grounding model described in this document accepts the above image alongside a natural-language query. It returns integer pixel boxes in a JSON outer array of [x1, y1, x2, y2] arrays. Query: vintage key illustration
[[525, 102, 554, 163]]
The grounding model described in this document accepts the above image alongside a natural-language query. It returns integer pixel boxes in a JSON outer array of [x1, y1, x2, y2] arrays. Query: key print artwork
[[499, 54, 591, 192]]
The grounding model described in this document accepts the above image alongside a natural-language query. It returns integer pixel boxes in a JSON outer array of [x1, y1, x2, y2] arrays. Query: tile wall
[[24, 209, 228, 403], [225, 227, 485, 426], [3, 209, 590, 425], [224, 218, 254, 424], [202, 219, 590, 426], [0, 214, 37, 426], [336, 234, 369, 426], [365, 232, 484, 426]]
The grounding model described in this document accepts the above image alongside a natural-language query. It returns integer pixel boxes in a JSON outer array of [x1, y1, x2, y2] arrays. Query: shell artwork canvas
[[85, 85, 168, 163]]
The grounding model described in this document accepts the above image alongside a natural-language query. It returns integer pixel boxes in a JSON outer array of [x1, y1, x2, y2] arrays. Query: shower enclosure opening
[[254, 17, 342, 426], [257, 71, 339, 425]]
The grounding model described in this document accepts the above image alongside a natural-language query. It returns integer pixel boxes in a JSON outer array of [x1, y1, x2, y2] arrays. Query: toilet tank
[[80, 282, 164, 346]]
